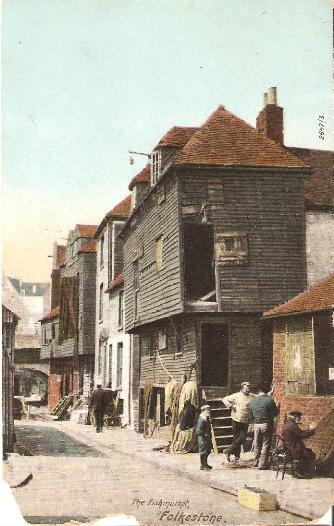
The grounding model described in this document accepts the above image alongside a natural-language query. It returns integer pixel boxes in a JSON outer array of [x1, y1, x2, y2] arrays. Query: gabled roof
[[40, 306, 60, 322], [286, 147, 334, 207], [106, 195, 131, 218], [263, 274, 334, 317], [175, 106, 308, 169], [105, 273, 124, 292], [75, 224, 98, 238], [78, 239, 97, 254], [129, 164, 150, 191], [94, 195, 131, 239], [154, 126, 200, 150]]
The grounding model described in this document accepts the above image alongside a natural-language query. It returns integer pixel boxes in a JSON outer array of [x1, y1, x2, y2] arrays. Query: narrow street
[[6, 422, 305, 526]]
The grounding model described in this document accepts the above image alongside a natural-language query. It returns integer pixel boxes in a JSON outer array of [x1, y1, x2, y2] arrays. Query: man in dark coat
[[282, 411, 317, 478], [89, 384, 106, 433], [249, 384, 278, 469], [195, 404, 213, 470]]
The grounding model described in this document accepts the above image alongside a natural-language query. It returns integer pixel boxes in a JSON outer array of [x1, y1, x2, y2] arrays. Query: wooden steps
[[203, 395, 233, 454]]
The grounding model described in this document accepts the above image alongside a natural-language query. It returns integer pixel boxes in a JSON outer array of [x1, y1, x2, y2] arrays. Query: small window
[[215, 231, 248, 266], [51, 324, 56, 340], [116, 342, 123, 388], [118, 290, 124, 327], [108, 344, 113, 388], [133, 261, 140, 320], [100, 235, 104, 268], [99, 283, 104, 320], [158, 329, 167, 350], [151, 151, 161, 185], [42, 326, 47, 345], [156, 236, 163, 271]]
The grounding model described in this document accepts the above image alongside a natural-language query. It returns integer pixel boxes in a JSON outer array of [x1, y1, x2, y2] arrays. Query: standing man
[[282, 411, 317, 478], [222, 382, 254, 462], [195, 404, 213, 471], [249, 384, 278, 469], [89, 384, 106, 433]]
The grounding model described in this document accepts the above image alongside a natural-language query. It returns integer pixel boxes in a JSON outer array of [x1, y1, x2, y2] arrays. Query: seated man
[[282, 411, 317, 478]]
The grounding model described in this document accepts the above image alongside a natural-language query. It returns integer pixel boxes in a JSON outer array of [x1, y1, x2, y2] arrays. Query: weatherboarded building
[[121, 89, 312, 431], [41, 225, 97, 409]]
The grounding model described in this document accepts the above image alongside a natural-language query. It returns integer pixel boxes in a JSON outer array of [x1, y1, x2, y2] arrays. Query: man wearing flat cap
[[195, 404, 213, 470], [222, 382, 255, 462], [282, 411, 317, 478]]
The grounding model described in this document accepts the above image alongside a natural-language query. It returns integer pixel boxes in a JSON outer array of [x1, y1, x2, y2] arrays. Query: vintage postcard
[[1, 1, 333, 525]]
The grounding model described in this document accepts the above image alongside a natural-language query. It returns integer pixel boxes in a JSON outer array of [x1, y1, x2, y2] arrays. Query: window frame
[[116, 342, 123, 388], [155, 235, 164, 272], [99, 283, 104, 321], [151, 150, 161, 185], [118, 290, 124, 328], [100, 235, 104, 269]]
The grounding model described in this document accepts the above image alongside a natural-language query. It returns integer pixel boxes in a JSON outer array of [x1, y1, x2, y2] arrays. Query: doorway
[[201, 323, 229, 386]]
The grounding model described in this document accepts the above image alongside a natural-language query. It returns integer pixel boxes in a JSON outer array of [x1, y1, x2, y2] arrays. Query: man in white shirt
[[222, 382, 255, 462]]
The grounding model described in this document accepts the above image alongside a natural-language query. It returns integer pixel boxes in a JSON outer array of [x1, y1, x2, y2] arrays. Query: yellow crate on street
[[237, 486, 277, 511]]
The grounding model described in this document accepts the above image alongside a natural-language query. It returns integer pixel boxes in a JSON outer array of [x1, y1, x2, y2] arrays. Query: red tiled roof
[[286, 147, 334, 207], [129, 164, 150, 190], [57, 245, 66, 267], [175, 106, 308, 169], [75, 224, 98, 238], [40, 306, 60, 322], [154, 126, 200, 150], [106, 273, 124, 292], [263, 274, 334, 317], [106, 195, 131, 218], [78, 239, 97, 254]]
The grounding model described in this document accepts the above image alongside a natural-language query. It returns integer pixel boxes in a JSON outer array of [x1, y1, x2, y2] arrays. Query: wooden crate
[[238, 486, 277, 512]]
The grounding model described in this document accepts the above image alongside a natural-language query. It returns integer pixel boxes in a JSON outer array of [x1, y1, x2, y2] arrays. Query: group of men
[[195, 382, 317, 478]]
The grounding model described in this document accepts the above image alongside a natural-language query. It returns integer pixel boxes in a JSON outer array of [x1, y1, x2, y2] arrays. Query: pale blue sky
[[2, 0, 333, 281]]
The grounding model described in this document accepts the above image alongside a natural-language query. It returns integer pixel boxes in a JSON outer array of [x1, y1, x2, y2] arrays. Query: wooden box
[[237, 486, 277, 511]]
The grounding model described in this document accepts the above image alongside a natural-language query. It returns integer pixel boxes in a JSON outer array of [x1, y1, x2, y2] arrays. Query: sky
[[2, 0, 333, 282]]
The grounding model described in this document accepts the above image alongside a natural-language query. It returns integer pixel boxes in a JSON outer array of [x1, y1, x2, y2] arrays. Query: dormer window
[[151, 150, 161, 185]]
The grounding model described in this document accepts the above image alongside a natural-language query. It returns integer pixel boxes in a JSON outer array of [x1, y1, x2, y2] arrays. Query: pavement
[[6, 419, 332, 522]]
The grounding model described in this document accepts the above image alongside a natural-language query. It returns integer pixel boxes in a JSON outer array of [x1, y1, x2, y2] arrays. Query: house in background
[[93, 196, 134, 426], [121, 88, 312, 437], [2, 274, 50, 401], [42, 225, 97, 410], [2, 303, 19, 456], [263, 274, 334, 460]]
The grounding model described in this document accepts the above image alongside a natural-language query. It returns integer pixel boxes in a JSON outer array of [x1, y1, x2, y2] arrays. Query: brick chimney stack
[[256, 86, 284, 145]]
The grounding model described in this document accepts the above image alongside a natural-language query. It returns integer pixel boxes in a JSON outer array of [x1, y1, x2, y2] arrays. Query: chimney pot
[[263, 92, 268, 106], [267, 86, 277, 105]]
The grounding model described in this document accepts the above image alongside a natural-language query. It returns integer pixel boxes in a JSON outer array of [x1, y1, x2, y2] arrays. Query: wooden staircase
[[206, 397, 233, 454]]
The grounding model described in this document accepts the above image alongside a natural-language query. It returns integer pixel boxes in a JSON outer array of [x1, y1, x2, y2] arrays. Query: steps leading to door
[[202, 392, 233, 454]]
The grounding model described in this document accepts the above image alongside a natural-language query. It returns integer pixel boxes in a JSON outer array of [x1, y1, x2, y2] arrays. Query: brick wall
[[272, 317, 334, 450], [256, 104, 284, 144]]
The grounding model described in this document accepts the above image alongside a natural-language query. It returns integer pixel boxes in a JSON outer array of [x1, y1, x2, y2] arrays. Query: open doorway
[[201, 323, 229, 386], [184, 224, 215, 300]]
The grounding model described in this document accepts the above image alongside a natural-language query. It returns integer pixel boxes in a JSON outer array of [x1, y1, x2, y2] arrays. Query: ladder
[[50, 395, 73, 419], [207, 398, 233, 454]]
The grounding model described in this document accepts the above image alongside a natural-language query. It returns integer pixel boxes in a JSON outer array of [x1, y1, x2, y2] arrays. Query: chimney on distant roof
[[256, 86, 284, 145]]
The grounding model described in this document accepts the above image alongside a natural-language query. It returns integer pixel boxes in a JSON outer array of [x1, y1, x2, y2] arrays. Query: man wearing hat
[[222, 382, 255, 462], [89, 384, 106, 433], [195, 405, 213, 470], [282, 411, 317, 478]]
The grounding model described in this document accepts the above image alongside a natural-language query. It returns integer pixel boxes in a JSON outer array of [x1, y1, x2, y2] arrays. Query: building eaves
[[39, 306, 60, 322], [263, 274, 334, 318]]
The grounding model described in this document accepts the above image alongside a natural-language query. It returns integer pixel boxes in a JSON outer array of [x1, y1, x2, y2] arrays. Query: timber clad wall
[[82, 253, 96, 356], [124, 174, 182, 331], [180, 169, 307, 311]]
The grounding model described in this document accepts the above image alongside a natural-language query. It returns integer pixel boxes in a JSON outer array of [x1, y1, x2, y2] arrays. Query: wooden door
[[201, 323, 229, 386]]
